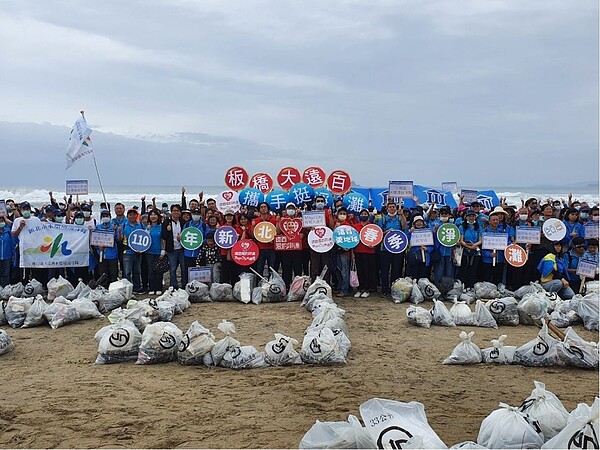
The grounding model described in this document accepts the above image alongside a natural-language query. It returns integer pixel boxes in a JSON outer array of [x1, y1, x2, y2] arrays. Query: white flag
[[66, 115, 94, 169]]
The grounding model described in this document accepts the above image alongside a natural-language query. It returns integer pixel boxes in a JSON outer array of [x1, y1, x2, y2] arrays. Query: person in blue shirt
[[562, 208, 585, 248], [405, 216, 434, 280], [538, 241, 574, 299], [480, 207, 510, 285], [122, 208, 144, 294], [0, 216, 14, 287], [182, 208, 207, 288], [458, 209, 482, 288], [95, 209, 120, 288], [376, 201, 408, 296], [145, 208, 166, 295], [563, 237, 585, 293], [430, 206, 455, 284]]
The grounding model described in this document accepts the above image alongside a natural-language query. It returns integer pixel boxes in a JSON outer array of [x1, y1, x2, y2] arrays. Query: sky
[[0, 0, 598, 188]]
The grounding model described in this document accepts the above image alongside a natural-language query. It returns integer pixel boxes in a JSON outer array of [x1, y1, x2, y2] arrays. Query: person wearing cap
[[111, 203, 127, 277], [458, 209, 483, 288], [275, 203, 304, 290], [161, 203, 186, 289], [181, 209, 192, 225], [429, 206, 456, 284], [12, 201, 45, 284], [351, 209, 377, 298], [95, 209, 120, 288], [252, 202, 278, 277], [562, 208, 584, 249], [0, 213, 14, 287], [376, 201, 409, 297], [480, 206, 511, 285], [219, 210, 238, 285], [405, 215, 434, 280], [563, 237, 586, 292], [538, 241, 574, 299], [181, 208, 208, 287], [122, 208, 144, 294]]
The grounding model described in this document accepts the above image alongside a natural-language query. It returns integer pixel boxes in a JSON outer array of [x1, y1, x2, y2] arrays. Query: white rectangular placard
[[302, 211, 326, 228], [482, 233, 508, 250], [515, 226, 541, 244], [584, 223, 599, 239], [442, 182, 458, 193], [90, 230, 115, 247], [460, 189, 478, 204], [388, 181, 414, 198], [66, 179, 89, 195], [576, 259, 598, 278], [410, 229, 434, 247], [189, 266, 212, 283]]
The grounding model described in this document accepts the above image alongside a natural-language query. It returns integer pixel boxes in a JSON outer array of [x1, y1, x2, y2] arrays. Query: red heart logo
[[240, 241, 250, 250], [281, 218, 302, 238], [314, 227, 326, 238], [222, 191, 234, 201]]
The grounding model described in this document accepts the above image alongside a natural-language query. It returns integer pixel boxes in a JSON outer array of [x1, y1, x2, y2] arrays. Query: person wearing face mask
[[145, 208, 165, 295], [405, 215, 434, 280], [306, 196, 332, 282], [252, 202, 278, 278], [376, 201, 408, 297], [65, 211, 93, 286], [563, 237, 586, 292], [562, 208, 584, 249], [578, 206, 591, 225], [121, 208, 144, 294], [538, 241, 574, 299], [11, 202, 44, 284], [458, 210, 482, 288], [275, 203, 304, 290], [0, 215, 14, 287], [181, 208, 208, 287], [94, 209, 120, 288], [430, 206, 455, 284], [479, 207, 511, 285], [351, 209, 377, 298], [332, 207, 352, 297]]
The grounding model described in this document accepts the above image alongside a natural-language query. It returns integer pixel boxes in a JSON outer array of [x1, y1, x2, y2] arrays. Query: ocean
[[1, 184, 598, 209]]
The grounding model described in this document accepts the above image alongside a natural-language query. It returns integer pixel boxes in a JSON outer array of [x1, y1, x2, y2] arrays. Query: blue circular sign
[[289, 182, 315, 206], [214, 225, 238, 249], [265, 189, 289, 213], [314, 188, 334, 208], [332, 225, 360, 249], [343, 192, 369, 214], [238, 187, 264, 207], [383, 230, 408, 254], [128, 229, 152, 252]]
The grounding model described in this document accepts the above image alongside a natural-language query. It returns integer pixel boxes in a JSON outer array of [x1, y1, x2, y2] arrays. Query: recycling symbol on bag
[[315, 287, 328, 296], [309, 338, 321, 354], [533, 340, 549, 356], [149, 299, 158, 310], [376, 425, 414, 449], [109, 328, 130, 348], [489, 348, 500, 359], [187, 283, 199, 293], [269, 284, 281, 295], [24, 285, 34, 295], [271, 337, 288, 355], [424, 285, 435, 298], [159, 332, 176, 349], [229, 347, 242, 359], [489, 301, 505, 314], [179, 334, 190, 352], [568, 426, 599, 449], [566, 345, 585, 360]]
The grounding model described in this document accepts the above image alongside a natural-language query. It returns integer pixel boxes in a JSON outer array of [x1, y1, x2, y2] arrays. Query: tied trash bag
[[211, 320, 240, 366], [585, 280, 600, 294], [459, 288, 476, 305], [178, 321, 216, 365], [446, 280, 464, 302], [514, 282, 546, 299], [66, 280, 87, 300], [264, 333, 303, 366], [486, 297, 520, 326], [300, 327, 347, 365], [0, 302, 5, 326], [261, 269, 287, 303], [43, 297, 81, 329], [0, 282, 24, 300], [306, 316, 349, 341], [481, 335, 516, 364], [406, 306, 432, 329], [474, 300, 498, 328], [0, 328, 14, 355], [72, 298, 103, 320], [209, 283, 234, 302], [233, 273, 256, 304], [136, 321, 183, 364], [518, 293, 552, 325], [437, 276, 456, 299], [108, 279, 133, 301], [474, 281, 502, 300], [220, 344, 267, 369], [185, 280, 211, 303], [304, 293, 334, 314], [450, 300, 476, 326], [514, 320, 562, 367], [542, 397, 599, 449], [518, 381, 569, 441], [577, 293, 599, 331], [391, 277, 413, 303], [99, 289, 126, 313], [299, 415, 375, 449], [443, 331, 481, 365], [359, 398, 447, 450], [5, 296, 34, 328], [410, 283, 425, 304], [302, 277, 333, 309], [311, 302, 345, 325], [450, 442, 486, 449], [251, 286, 262, 305], [430, 300, 456, 327], [556, 327, 599, 369], [287, 275, 311, 302], [95, 319, 142, 364], [417, 278, 441, 300], [22, 295, 48, 328], [157, 288, 190, 313], [477, 403, 543, 449], [47, 276, 74, 301], [23, 278, 44, 297]]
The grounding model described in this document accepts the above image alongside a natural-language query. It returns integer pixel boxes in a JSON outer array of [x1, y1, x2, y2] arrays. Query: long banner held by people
[[19, 222, 90, 268]]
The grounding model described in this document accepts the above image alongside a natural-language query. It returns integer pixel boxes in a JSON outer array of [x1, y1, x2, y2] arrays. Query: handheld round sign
[[216, 190, 241, 214], [214, 225, 238, 249], [359, 224, 383, 247], [505, 243, 528, 268], [180, 227, 203, 251], [277, 166, 301, 191], [333, 225, 360, 249], [308, 227, 334, 253], [280, 217, 303, 239], [231, 239, 259, 266], [302, 166, 326, 188], [327, 169, 352, 195], [249, 172, 274, 194], [314, 188, 334, 208], [128, 229, 151, 252], [253, 221, 277, 243], [238, 187, 263, 208], [265, 189, 289, 213], [383, 230, 408, 254], [542, 218, 567, 242], [288, 182, 315, 206], [437, 223, 461, 247], [224, 166, 249, 191], [342, 192, 368, 214]]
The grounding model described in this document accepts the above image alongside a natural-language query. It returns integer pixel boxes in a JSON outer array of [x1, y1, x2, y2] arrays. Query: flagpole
[[80, 111, 108, 206]]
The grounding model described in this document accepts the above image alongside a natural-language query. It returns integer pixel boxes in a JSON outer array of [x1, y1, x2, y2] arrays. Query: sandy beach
[[0, 295, 598, 449]]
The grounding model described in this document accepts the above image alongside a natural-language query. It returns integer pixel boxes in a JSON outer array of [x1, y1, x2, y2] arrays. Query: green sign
[[180, 227, 203, 251], [437, 223, 460, 247]]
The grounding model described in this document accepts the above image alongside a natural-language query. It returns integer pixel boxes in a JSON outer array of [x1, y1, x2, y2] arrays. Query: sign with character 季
[[383, 230, 408, 254]]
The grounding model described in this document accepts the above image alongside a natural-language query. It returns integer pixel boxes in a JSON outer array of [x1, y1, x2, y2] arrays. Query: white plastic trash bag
[[302, 278, 333, 309], [178, 321, 216, 365], [542, 397, 599, 449], [22, 295, 48, 328], [577, 293, 599, 331], [417, 278, 441, 300], [211, 320, 241, 366], [518, 293, 551, 325], [474, 281, 502, 300], [486, 297, 520, 326], [261, 268, 287, 302], [300, 327, 347, 365], [232, 273, 256, 304], [72, 298, 104, 320], [391, 277, 413, 303], [449, 441, 486, 449], [136, 321, 183, 364], [477, 402, 543, 449], [514, 282, 545, 299], [23, 278, 44, 297], [443, 331, 481, 365], [5, 296, 34, 328], [209, 283, 234, 302], [299, 415, 375, 449], [288, 275, 311, 302], [220, 344, 266, 369], [481, 335, 516, 364], [359, 398, 447, 449], [108, 279, 133, 301], [430, 300, 456, 327], [518, 381, 569, 441], [474, 300, 498, 329], [0, 282, 24, 300], [43, 297, 81, 329], [0, 328, 14, 356], [410, 283, 425, 304], [185, 280, 211, 303], [514, 320, 561, 367], [95, 319, 142, 364], [264, 333, 303, 366], [450, 300, 476, 326], [555, 327, 599, 369], [47, 276, 74, 301], [66, 280, 87, 300], [406, 306, 432, 329]]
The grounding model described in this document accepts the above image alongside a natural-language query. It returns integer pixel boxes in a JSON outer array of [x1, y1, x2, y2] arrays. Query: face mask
[[519, 214, 528, 221], [580, 213, 589, 220], [338, 214, 347, 221], [593, 216, 599, 222], [101, 217, 111, 224], [359, 215, 369, 222], [286, 209, 296, 217], [575, 206, 581, 210], [55, 216, 64, 223], [467, 220, 475, 225], [315, 202, 325, 210], [192, 215, 201, 222], [162, 207, 168, 212], [6, 207, 12, 213], [440, 216, 448, 223], [75, 218, 84, 225], [83, 212, 91, 218], [22, 210, 31, 218], [388, 212, 397, 217], [532, 220, 539, 226], [449, 218, 454, 223]]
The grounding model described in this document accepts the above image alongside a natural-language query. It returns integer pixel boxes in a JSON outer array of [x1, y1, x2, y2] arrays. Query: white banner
[[66, 115, 94, 169], [19, 222, 90, 268]]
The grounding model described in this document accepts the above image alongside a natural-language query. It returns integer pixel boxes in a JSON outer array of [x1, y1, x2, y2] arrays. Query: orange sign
[[253, 221, 277, 243], [359, 224, 384, 247], [504, 244, 528, 267]]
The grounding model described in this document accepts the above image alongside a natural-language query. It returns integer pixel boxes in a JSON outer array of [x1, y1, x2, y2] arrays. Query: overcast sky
[[0, 0, 598, 188]]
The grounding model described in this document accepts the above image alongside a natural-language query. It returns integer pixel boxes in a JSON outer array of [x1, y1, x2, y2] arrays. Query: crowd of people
[[1, 189, 598, 300]]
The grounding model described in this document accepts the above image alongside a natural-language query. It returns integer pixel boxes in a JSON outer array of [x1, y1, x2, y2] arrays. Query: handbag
[[350, 260, 360, 288], [151, 255, 170, 274]]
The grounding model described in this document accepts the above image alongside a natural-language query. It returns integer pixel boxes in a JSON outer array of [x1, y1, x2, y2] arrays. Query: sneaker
[[353, 291, 361, 298], [155, 291, 162, 296], [133, 291, 144, 295], [148, 291, 155, 295], [335, 292, 347, 298], [361, 291, 370, 298]]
